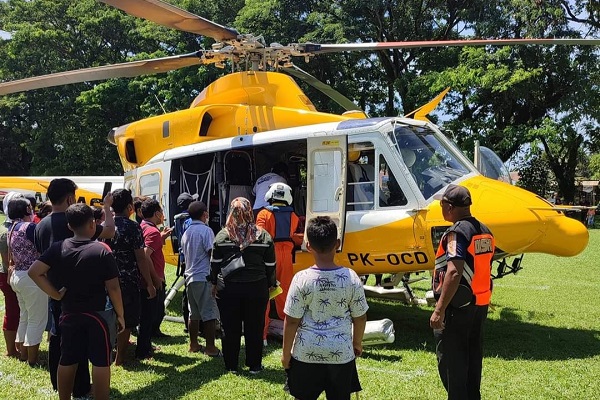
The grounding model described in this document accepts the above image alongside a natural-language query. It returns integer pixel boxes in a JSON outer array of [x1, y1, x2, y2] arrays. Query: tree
[[0, 0, 145, 174], [588, 154, 600, 180], [0, 0, 245, 174], [0, 0, 598, 191], [515, 150, 555, 198], [418, 1, 600, 202]]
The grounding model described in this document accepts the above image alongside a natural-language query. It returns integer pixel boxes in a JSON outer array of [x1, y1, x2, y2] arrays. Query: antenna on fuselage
[[154, 94, 167, 114]]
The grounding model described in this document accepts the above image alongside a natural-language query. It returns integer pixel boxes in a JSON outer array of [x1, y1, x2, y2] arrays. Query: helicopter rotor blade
[[0, 52, 206, 95], [281, 65, 360, 112], [307, 38, 600, 54], [100, 0, 239, 42]]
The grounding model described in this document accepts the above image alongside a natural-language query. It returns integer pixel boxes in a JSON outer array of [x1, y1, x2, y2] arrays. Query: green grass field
[[1, 224, 599, 399]]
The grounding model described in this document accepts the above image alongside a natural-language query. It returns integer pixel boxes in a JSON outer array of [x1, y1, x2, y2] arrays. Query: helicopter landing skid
[[363, 272, 435, 306], [163, 277, 185, 324]]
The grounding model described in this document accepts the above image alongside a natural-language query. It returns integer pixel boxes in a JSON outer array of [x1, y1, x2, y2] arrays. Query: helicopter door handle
[[334, 186, 343, 201]]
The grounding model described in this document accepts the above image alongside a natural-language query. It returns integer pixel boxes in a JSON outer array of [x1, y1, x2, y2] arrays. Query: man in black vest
[[430, 184, 495, 400]]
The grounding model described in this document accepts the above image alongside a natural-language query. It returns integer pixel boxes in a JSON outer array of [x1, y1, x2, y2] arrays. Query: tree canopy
[[0, 0, 599, 203]]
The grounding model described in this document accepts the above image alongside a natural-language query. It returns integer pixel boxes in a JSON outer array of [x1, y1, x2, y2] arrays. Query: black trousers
[[434, 304, 488, 400], [49, 299, 91, 397], [151, 281, 166, 336], [216, 279, 268, 371], [136, 288, 157, 357]]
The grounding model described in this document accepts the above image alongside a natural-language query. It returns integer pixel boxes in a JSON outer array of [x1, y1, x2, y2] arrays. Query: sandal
[[205, 349, 223, 357], [189, 345, 206, 353]]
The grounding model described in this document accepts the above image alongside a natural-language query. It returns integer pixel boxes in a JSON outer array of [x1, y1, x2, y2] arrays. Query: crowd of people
[[0, 173, 496, 400]]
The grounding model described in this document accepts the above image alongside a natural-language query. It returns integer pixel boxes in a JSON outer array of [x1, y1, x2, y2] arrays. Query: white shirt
[[284, 266, 368, 364], [252, 172, 287, 210]]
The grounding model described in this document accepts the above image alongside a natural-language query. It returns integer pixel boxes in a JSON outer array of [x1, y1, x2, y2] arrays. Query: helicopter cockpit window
[[139, 172, 160, 200], [347, 143, 376, 211], [389, 125, 470, 199], [379, 154, 408, 207]]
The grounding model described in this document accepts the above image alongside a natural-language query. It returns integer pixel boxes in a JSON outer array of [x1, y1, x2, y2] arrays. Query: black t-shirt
[[35, 212, 103, 287], [105, 217, 145, 292], [38, 238, 119, 313], [34, 212, 103, 253]]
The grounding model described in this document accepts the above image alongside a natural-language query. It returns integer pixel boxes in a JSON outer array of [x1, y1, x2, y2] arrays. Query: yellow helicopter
[[0, 176, 124, 208], [0, 0, 594, 300]]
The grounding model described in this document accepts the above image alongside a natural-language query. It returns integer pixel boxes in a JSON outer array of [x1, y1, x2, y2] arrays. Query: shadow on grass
[[113, 352, 228, 399], [360, 349, 403, 363], [120, 350, 197, 372], [366, 298, 600, 361], [243, 365, 287, 389], [151, 333, 188, 346]]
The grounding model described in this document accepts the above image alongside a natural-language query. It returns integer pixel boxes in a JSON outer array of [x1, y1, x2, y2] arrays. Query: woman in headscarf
[[210, 197, 276, 374]]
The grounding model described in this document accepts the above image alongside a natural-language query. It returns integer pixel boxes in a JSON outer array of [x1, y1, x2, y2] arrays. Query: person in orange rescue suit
[[429, 184, 495, 400], [255, 183, 303, 343]]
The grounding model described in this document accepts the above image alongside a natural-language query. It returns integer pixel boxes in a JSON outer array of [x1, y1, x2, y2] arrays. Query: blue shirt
[[181, 220, 214, 284]]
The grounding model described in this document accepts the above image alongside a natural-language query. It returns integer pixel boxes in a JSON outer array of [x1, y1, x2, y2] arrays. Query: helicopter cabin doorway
[[167, 138, 309, 240]]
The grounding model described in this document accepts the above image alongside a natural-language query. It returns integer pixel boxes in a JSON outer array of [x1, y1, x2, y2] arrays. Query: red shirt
[[141, 220, 165, 280]]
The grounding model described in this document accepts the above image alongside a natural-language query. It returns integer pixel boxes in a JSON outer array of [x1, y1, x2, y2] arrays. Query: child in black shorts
[[29, 204, 124, 400], [281, 216, 368, 400]]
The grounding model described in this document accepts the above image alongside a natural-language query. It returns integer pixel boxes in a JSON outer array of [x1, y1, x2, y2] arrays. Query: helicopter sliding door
[[304, 134, 347, 250]]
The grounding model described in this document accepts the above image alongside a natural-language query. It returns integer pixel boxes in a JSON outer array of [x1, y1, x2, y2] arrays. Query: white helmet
[[2, 191, 25, 223], [265, 183, 293, 206]]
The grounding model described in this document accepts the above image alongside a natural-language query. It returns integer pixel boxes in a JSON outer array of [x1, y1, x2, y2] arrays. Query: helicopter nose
[[465, 177, 589, 257], [522, 206, 589, 256]]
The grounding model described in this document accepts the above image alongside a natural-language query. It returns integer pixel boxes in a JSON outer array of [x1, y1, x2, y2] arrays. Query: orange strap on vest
[[466, 233, 495, 305]]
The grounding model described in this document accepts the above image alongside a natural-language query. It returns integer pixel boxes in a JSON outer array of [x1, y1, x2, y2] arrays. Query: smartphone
[[102, 182, 112, 199]]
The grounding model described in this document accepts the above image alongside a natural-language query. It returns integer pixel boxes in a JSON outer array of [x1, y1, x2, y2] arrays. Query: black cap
[[177, 193, 194, 209], [434, 184, 472, 207]]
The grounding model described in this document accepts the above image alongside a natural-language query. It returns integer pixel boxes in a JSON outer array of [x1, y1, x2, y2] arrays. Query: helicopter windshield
[[388, 124, 471, 199]]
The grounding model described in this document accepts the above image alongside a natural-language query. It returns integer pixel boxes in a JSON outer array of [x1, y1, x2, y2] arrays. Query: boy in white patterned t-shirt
[[282, 216, 368, 400]]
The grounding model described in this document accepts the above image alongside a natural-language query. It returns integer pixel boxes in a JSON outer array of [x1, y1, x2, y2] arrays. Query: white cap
[[2, 192, 25, 223]]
